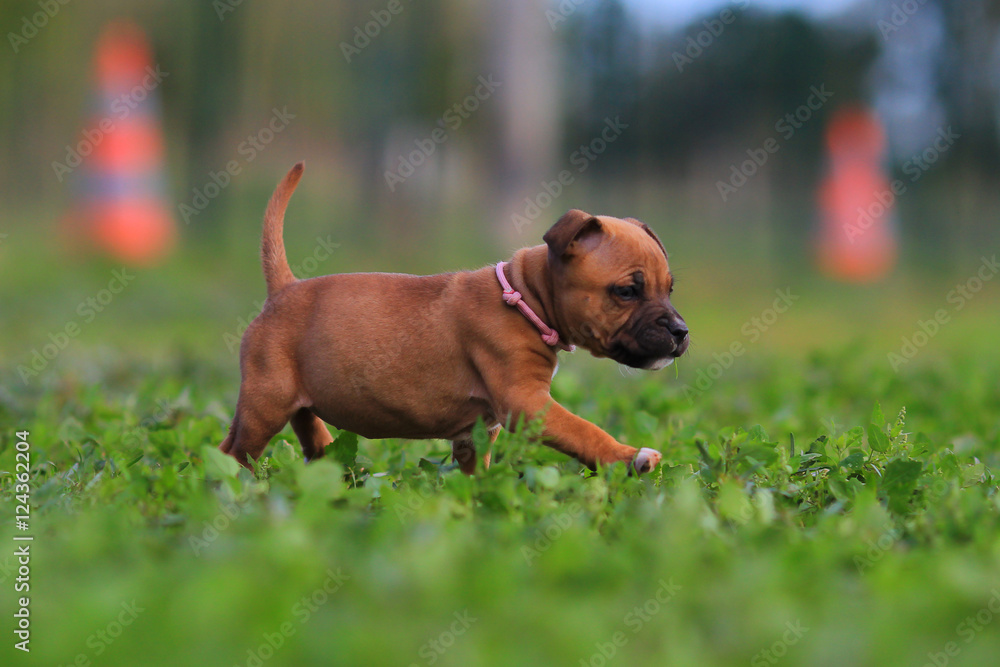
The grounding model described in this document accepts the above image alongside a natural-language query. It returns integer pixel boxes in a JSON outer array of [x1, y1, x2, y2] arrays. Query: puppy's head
[[544, 209, 689, 370]]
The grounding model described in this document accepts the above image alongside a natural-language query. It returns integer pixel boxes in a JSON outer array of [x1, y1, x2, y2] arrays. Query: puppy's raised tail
[[261, 161, 304, 297]]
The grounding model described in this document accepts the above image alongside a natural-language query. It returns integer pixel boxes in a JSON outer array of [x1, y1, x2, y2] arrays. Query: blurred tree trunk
[[489, 0, 560, 242]]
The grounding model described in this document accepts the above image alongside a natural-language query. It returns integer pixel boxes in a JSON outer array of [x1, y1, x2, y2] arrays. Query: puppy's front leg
[[502, 390, 661, 473]]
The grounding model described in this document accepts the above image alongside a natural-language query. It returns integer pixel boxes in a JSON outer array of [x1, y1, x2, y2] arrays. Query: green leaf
[[330, 430, 359, 469], [961, 463, 986, 487], [201, 444, 240, 479], [871, 402, 885, 428], [795, 451, 832, 475], [828, 476, 863, 503], [695, 440, 718, 469], [418, 457, 439, 474], [297, 459, 345, 501], [807, 435, 830, 453], [716, 479, 752, 523], [694, 442, 719, 483], [472, 419, 492, 457], [839, 450, 866, 472], [528, 466, 560, 491], [867, 424, 890, 453], [843, 428, 863, 449], [736, 443, 778, 468], [880, 459, 923, 514], [271, 440, 297, 466]]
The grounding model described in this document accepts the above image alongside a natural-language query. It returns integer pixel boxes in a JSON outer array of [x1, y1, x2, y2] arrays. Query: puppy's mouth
[[607, 336, 688, 371], [647, 356, 676, 371]]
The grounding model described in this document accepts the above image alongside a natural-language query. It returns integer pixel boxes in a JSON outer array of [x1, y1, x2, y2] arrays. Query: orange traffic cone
[[73, 20, 174, 265], [816, 106, 897, 283]]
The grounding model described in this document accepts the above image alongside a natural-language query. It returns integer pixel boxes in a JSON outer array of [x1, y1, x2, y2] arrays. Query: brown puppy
[[219, 163, 690, 474]]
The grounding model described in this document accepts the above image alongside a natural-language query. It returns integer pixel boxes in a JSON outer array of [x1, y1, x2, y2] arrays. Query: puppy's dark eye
[[612, 284, 640, 300]]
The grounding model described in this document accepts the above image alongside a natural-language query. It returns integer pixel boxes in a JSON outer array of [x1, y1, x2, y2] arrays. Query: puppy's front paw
[[632, 447, 662, 475]]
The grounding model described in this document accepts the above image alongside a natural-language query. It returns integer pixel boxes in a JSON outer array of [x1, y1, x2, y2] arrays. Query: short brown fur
[[220, 165, 689, 474]]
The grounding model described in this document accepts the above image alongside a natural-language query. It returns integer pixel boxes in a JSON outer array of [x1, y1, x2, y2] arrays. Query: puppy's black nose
[[657, 316, 688, 341]]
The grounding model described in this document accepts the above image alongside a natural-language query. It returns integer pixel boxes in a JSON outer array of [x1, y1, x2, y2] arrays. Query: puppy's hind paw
[[632, 447, 662, 475]]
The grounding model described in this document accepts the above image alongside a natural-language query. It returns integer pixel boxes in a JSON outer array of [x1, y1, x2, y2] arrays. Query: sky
[[622, 0, 864, 28]]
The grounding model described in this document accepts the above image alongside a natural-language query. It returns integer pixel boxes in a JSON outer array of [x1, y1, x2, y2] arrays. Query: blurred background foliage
[[0, 0, 996, 370], [2, 0, 999, 264], [1, 0, 998, 384]]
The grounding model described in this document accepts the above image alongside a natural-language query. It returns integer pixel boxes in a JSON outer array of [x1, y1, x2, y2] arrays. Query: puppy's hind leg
[[290, 408, 334, 462], [220, 391, 295, 470], [451, 440, 477, 475], [219, 413, 240, 455]]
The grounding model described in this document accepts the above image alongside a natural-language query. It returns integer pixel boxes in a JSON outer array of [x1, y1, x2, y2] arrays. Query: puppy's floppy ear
[[544, 209, 604, 260], [624, 217, 668, 259]]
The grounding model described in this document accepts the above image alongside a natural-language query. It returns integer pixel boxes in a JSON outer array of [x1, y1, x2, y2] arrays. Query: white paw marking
[[633, 447, 662, 474]]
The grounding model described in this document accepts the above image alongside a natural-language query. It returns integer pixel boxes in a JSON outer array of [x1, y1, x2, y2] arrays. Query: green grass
[[1, 222, 999, 666]]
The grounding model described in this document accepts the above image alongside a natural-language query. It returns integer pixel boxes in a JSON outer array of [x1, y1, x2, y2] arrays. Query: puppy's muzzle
[[656, 313, 689, 349], [610, 307, 690, 370]]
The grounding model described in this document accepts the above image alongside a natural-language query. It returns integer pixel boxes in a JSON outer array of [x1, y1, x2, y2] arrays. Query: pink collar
[[495, 261, 575, 352]]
